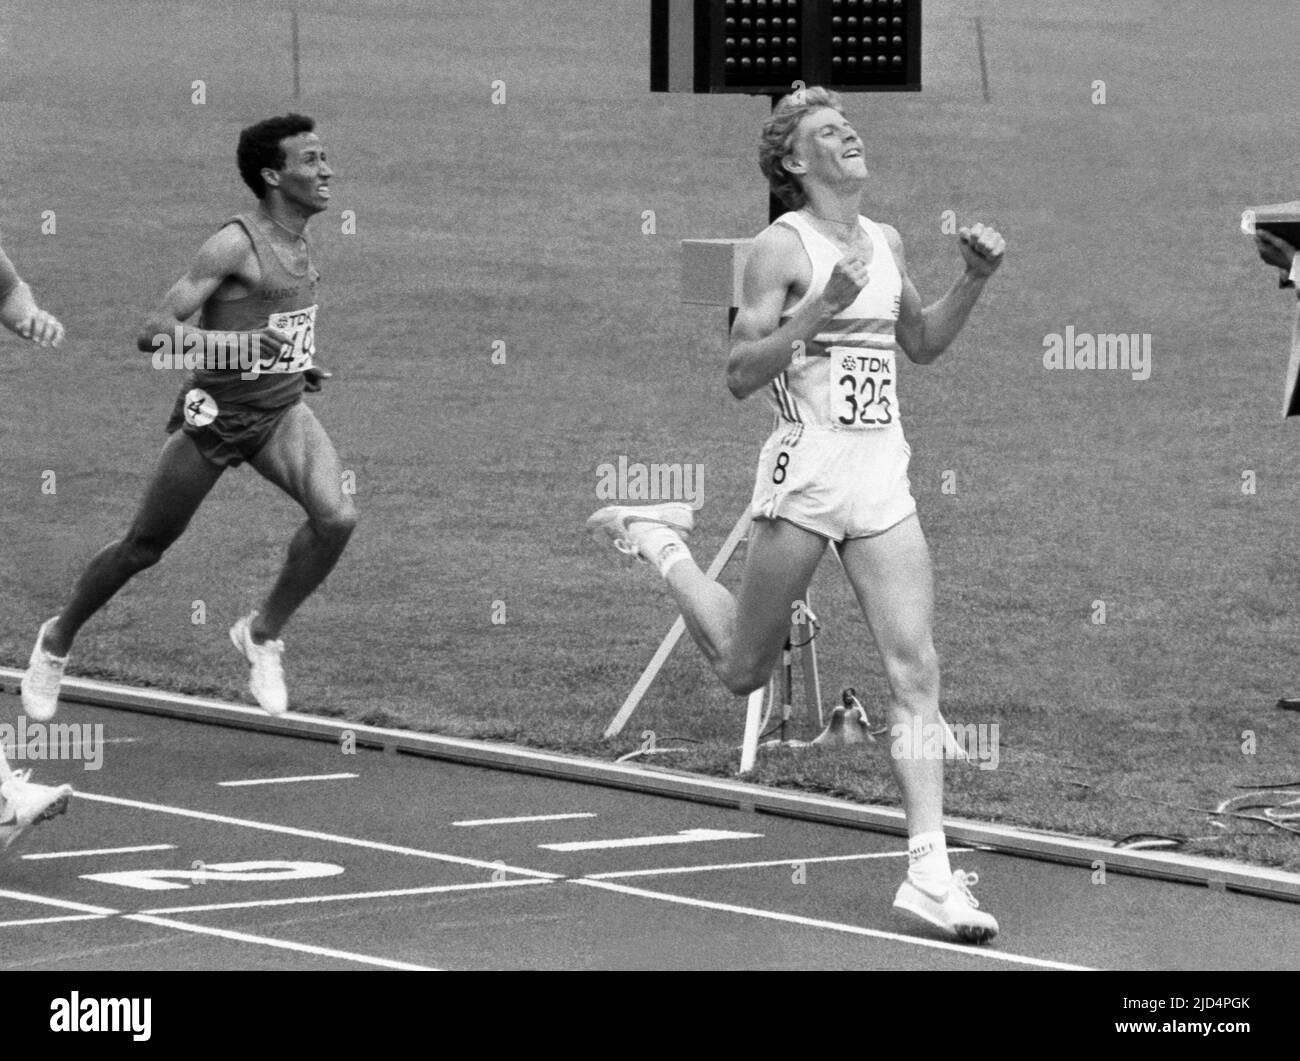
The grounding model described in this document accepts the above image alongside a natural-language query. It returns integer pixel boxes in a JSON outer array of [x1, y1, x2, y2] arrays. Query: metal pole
[[291, 5, 301, 101]]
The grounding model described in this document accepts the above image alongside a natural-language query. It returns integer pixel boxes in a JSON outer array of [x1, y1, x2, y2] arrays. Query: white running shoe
[[893, 869, 1000, 944], [585, 502, 695, 561], [0, 770, 73, 850], [21, 617, 67, 722], [229, 613, 288, 715]]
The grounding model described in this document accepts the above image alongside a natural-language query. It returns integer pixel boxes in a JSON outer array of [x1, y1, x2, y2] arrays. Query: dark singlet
[[187, 210, 320, 412]]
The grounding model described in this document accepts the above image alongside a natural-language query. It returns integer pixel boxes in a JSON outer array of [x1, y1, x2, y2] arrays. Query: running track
[[1, 701, 1298, 972]]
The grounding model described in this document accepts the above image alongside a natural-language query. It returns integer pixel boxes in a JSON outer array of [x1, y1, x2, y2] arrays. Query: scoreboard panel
[[652, 0, 921, 95]]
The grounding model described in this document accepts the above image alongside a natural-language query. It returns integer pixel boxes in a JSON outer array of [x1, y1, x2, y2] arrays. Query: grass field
[[3, 0, 1300, 871]]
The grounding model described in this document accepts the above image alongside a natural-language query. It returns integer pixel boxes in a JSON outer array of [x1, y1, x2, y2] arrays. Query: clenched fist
[[958, 222, 1005, 279], [822, 253, 871, 314]]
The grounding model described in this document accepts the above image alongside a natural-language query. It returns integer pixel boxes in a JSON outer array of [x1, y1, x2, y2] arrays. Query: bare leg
[[837, 515, 943, 836], [663, 517, 826, 695], [246, 402, 356, 641], [43, 432, 225, 656]]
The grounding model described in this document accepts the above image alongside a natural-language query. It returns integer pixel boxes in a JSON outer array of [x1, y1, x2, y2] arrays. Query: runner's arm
[[0, 243, 19, 306], [727, 225, 841, 400], [885, 224, 1002, 365], [137, 225, 289, 360]]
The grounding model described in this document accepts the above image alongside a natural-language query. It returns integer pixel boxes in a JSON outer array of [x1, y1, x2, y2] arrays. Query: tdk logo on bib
[[841, 354, 890, 374]]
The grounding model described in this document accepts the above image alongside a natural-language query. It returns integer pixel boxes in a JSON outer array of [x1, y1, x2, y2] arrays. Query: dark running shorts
[[165, 387, 300, 468]]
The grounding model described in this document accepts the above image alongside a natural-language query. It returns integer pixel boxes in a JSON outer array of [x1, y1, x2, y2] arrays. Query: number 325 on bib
[[833, 351, 894, 428]]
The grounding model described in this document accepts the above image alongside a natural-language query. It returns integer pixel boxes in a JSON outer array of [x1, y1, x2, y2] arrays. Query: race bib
[[831, 348, 895, 429], [258, 304, 317, 374]]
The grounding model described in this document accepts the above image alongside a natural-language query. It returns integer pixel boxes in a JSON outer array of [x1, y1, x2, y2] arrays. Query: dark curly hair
[[237, 114, 316, 199], [758, 86, 846, 211]]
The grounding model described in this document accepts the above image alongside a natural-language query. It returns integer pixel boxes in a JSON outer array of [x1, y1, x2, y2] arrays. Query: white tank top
[[764, 211, 905, 435]]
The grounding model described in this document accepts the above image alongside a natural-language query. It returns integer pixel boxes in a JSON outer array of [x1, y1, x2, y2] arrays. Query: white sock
[[633, 524, 692, 578], [907, 830, 952, 893]]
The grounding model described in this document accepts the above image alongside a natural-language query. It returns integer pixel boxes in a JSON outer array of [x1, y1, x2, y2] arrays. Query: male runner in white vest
[[22, 114, 356, 718], [1, 234, 74, 848], [589, 87, 1005, 943]]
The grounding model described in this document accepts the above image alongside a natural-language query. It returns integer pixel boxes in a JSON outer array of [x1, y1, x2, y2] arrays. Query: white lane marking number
[[81, 859, 344, 892]]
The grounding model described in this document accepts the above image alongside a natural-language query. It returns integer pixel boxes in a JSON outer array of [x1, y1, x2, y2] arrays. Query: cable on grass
[[1016, 772, 1300, 840], [788, 614, 821, 649], [1106, 786, 1300, 839], [614, 736, 702, 763]]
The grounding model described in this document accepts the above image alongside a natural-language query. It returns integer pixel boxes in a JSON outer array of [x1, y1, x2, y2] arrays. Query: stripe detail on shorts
[[771, 370, 801, 424]]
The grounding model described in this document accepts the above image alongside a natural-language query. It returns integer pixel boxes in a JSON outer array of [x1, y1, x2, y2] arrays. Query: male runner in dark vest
[[21, 114, 356, 718], [2, 233, 74, 849]]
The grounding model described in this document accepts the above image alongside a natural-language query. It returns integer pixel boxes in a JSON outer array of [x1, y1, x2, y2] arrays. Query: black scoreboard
[[651, 0, 922, 95]]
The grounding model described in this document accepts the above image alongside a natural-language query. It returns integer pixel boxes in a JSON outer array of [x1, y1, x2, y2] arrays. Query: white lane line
[[454, 813, 597, 827], [584, 848, 975, 880], [587, 851, 907, 879], [219, 773, 358, 787], [0, 889, 121, 916], [573, 879, 1093, 971], [124, 914, 438, 971], [139, 877, 553, 916], [540, 828, 762, 852], [23, 844, 176, 861], [74, 792, 561, 881], [0, 889, 120, 916], [0, 914, 112, 929]]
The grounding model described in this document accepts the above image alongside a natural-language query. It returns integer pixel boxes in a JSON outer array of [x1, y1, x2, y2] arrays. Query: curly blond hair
[[758, 86, 846, 210]]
